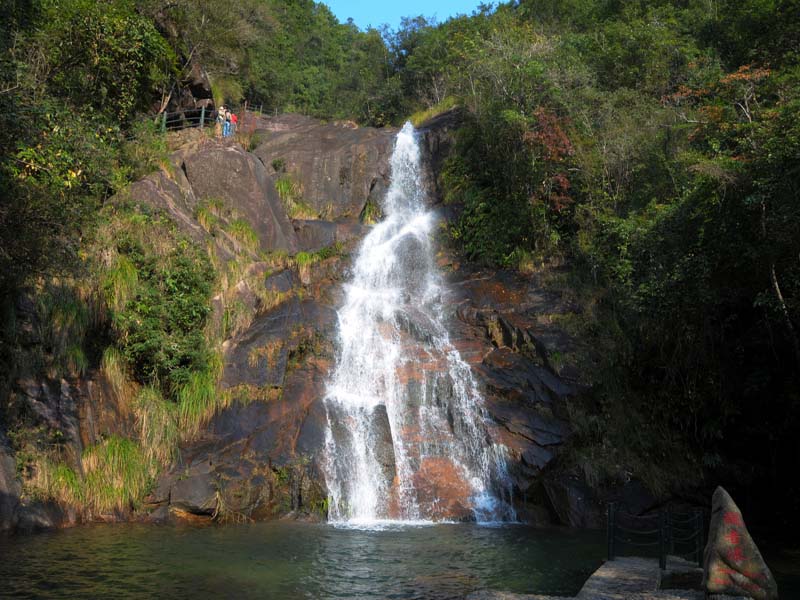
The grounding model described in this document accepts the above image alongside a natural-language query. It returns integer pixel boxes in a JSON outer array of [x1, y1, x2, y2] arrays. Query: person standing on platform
[[216, 106, 225, 138]]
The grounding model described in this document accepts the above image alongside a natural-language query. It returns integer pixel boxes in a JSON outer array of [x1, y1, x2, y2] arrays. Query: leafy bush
[[95, 206, 216, 400]]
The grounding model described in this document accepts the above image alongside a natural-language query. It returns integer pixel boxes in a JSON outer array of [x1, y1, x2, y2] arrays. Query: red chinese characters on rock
[[702, 487, 779, 600]]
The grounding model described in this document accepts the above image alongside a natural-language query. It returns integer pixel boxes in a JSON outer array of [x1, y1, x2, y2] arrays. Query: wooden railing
[[607, 502, 706, 569]]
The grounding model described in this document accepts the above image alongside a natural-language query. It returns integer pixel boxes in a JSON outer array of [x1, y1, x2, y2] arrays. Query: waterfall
[[323, 122, 515, 525]]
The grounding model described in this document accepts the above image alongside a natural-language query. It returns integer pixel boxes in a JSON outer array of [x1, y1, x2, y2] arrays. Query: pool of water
[[0, 522, 606, 599]]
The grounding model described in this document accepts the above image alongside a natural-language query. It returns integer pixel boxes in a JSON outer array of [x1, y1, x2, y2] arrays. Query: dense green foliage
[[97, 205, 216, 399], [387, 0, 800, 525]]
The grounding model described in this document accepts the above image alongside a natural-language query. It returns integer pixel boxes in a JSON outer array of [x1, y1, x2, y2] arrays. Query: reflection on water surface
[[0, 522, 605, 599]]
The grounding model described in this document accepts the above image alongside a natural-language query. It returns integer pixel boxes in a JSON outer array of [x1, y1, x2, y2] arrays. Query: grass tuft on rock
[[82, 436, 152, 514], [409, 97, 459, 128], [275, 174, 317, 219], [226, 218, 260, 253], [135, 387, 178, 467], [27, 459, 84, 508], [102, 254, 139, 314], [34, 283, 92, 377], [177, 370, 219, 440]]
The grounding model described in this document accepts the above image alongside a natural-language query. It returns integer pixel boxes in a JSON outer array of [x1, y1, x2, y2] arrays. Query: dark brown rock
[[417, 107, 465, 203], [0, 439, 20, 531], [169, 461, 217, 516], [182, 143, 299, 253], [144, 505, 173, 525], [14, 502, 72, 533], [293, 219, 337, 252], [220, 297, 302, 391], [76, 372, 137, 449], [703, 486, 779, 600], [252, 115, 396, 221], [369, 405, 397, 488], [542, 473, 604, 528]]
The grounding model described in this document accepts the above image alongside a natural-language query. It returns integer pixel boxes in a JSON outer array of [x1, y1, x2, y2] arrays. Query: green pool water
[[0, 522, 606, 599], [3, 522, 796, 599]]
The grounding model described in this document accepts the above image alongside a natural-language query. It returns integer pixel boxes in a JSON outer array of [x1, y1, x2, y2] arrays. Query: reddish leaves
[[524, 108, 575, 212]]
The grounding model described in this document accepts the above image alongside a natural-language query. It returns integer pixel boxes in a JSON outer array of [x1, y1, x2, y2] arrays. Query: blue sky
[[324, 0, 485, 31]]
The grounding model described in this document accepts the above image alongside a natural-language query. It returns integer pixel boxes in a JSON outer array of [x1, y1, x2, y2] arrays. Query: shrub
[[95, 207, 216, 400]]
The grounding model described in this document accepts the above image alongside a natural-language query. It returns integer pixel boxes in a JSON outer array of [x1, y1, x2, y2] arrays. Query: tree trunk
[[762, 201, 800, 370]]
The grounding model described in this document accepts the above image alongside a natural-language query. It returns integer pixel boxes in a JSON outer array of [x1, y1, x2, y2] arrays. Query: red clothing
[[231, 114, 238, 124]]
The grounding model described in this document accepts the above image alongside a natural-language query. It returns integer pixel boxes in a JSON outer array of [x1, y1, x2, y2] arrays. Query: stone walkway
[[466, 557, 705, 600]]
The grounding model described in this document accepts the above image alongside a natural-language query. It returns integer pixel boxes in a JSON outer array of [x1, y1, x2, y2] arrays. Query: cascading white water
[[323, 122, 515, 525]]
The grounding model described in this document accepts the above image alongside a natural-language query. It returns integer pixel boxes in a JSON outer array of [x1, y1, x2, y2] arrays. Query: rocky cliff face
[[1, 112, 612, 532], [140, 117, 397, 524]]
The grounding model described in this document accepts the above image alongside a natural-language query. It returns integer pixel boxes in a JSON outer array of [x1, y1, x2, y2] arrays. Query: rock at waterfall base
[[702, 486, 778, 600]]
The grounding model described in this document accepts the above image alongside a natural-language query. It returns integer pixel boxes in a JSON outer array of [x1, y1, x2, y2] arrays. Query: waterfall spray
[[323, 123, 515, 525]]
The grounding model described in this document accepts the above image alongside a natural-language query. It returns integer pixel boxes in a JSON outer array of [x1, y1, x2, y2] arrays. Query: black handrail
[[607, 502, 705, 569]]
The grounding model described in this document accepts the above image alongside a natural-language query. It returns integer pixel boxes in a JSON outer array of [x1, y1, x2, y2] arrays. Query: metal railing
[[154, 102, 279, 133], [607, 502, 706, 569]]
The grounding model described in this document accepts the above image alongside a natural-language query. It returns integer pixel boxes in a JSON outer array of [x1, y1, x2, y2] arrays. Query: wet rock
[[521, 445, 554, 471], [261, 354, 332, 465], [413, 456, 473, 521], [480, 347, 576, 405], [542, 473, 604, 528], [440, 261, 592, 524], [0, 441, 20, 531], [144, 505, 173, 525], [177, 315, 335, 521], [395, 233, 435, 297], [417, 107, 465, 203], [296, 398, 329, 458], [703, 486, 778, 600], [370, 405, 397, 487], [169, 462, 217, 515], [144, 474, 172, 507], [221, 297, 302, 390], [14, 502, 71, 533], [515, 503, 554, 527], [334, 221, 368, 244], [396, 308, 437, 345]]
